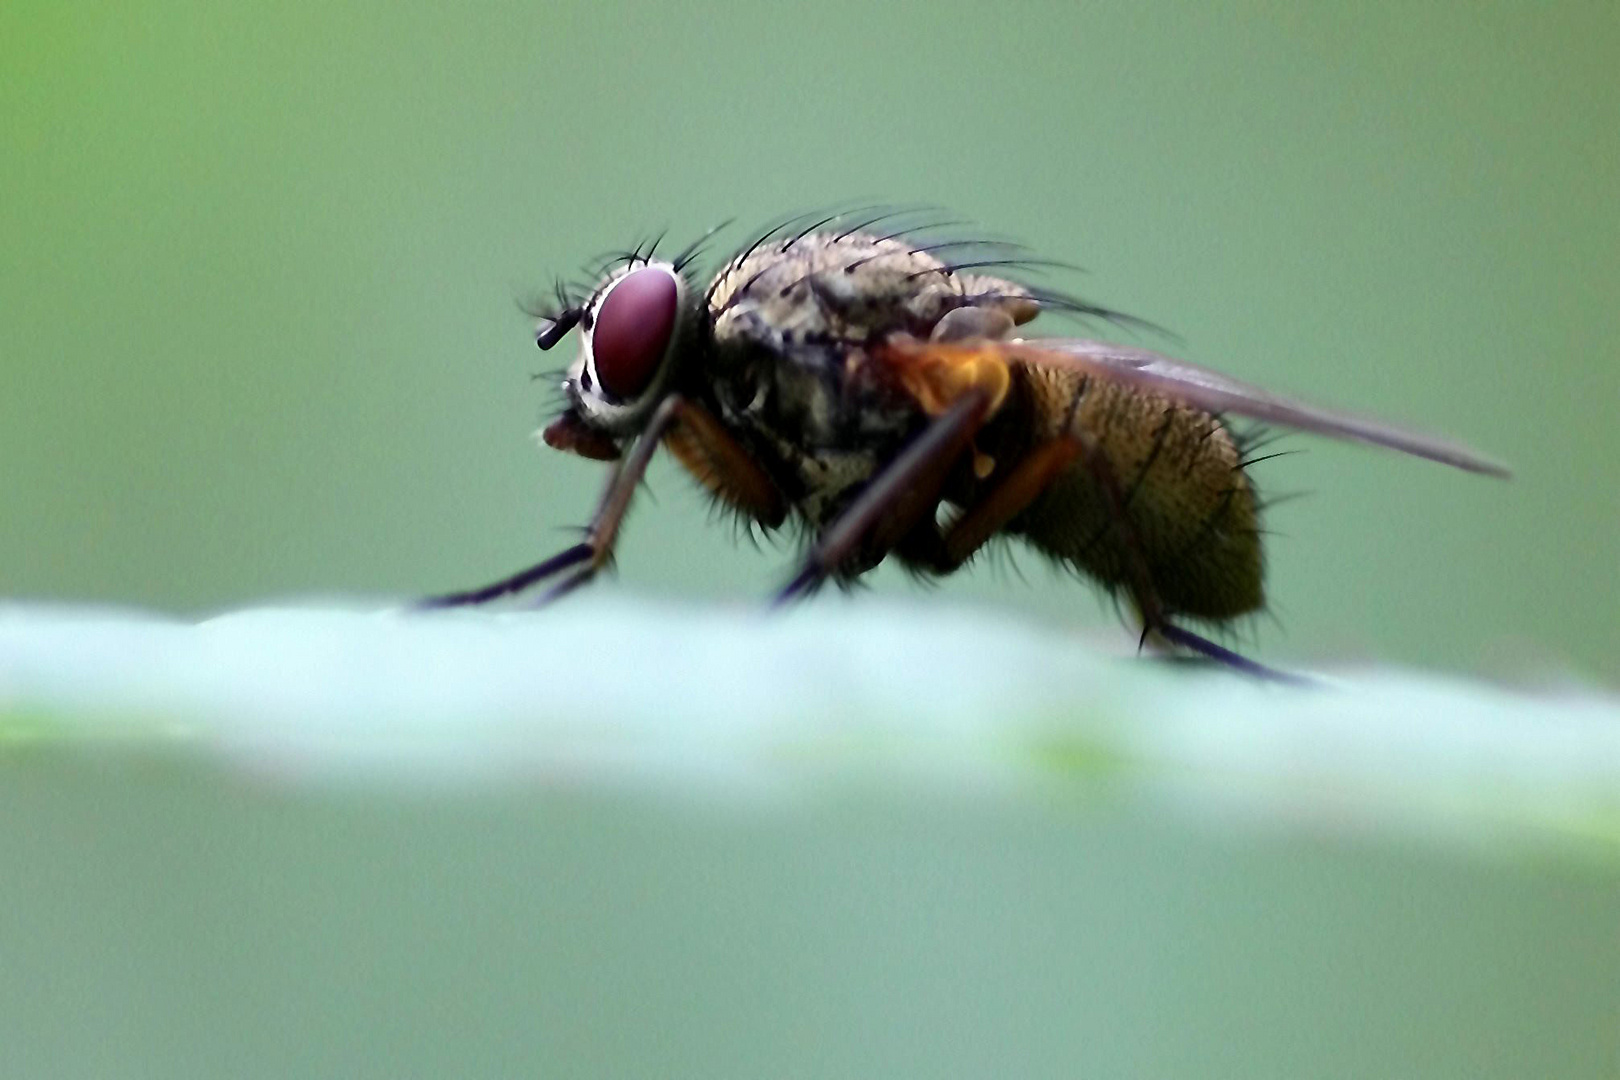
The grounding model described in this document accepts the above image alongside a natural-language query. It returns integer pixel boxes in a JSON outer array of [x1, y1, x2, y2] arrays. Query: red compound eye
[[590, 267, 679, 400]]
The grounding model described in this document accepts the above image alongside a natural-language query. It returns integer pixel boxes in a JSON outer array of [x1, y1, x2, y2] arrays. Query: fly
[[423, 208, 1511, 680]]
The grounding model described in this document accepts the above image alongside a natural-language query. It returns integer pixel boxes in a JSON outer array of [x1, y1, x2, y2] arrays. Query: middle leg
[[774, 390, 992, 603]]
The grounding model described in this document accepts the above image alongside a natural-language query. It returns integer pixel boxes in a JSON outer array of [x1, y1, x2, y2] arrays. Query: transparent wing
[[1002, 338, 1511, 477]]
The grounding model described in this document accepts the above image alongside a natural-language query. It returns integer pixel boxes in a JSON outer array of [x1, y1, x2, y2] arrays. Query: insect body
[[426, 211, 1509, 676]]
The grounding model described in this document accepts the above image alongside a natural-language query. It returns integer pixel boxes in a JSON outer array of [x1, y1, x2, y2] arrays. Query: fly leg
[[774, 390, 992, 603], [421, 394, 733, 608], [899, 427, 1306, 683], [913, 439, 1084, 570], [1063, 427, 1307, 683]]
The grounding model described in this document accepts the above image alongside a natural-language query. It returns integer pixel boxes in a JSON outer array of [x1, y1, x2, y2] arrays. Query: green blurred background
[[5, 5, 1620, 1075], [3, 1, 1616, 675]]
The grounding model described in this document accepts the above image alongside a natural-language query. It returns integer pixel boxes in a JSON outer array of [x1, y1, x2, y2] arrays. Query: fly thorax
[[709, 232, 975, 345]]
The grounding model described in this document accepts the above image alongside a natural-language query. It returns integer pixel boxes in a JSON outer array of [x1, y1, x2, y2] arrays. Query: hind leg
[[898, 425, 1307, 684], [1064, 427, 1309, 683]]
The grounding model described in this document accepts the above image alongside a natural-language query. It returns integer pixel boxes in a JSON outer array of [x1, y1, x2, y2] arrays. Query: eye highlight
[[589, 266, 680, 400]]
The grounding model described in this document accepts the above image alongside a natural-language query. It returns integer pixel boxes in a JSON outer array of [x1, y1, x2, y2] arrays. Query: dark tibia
[[417, 394, 694, 610], [775, 390, 991, 604], [417, 543, 592, 608], [1152, 621, 1315, 685]]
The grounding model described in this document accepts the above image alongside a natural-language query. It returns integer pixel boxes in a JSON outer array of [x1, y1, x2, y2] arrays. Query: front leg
[[421, 394, 699, 608]]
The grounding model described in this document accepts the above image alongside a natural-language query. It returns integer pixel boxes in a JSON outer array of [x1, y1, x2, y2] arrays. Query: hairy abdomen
[[1007, 362, 1264, 620]]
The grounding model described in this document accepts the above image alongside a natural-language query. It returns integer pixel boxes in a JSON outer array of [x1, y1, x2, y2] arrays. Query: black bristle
[[907, 256, 1083, 280], [783, 207, 877, 251], [1019, 287, 1175, 340], [868, 218, 965, 244], [671, 218, 734, 273], [832, 203, 938, 241], [1237, 449, 1302, 469], [706, 210, 814, 305], [840, 237, 1023, 275], [641, 229, 668, 266]]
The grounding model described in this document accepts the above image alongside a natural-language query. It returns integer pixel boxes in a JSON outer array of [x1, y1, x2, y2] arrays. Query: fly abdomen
[[1008, 361, 1264, 620]]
